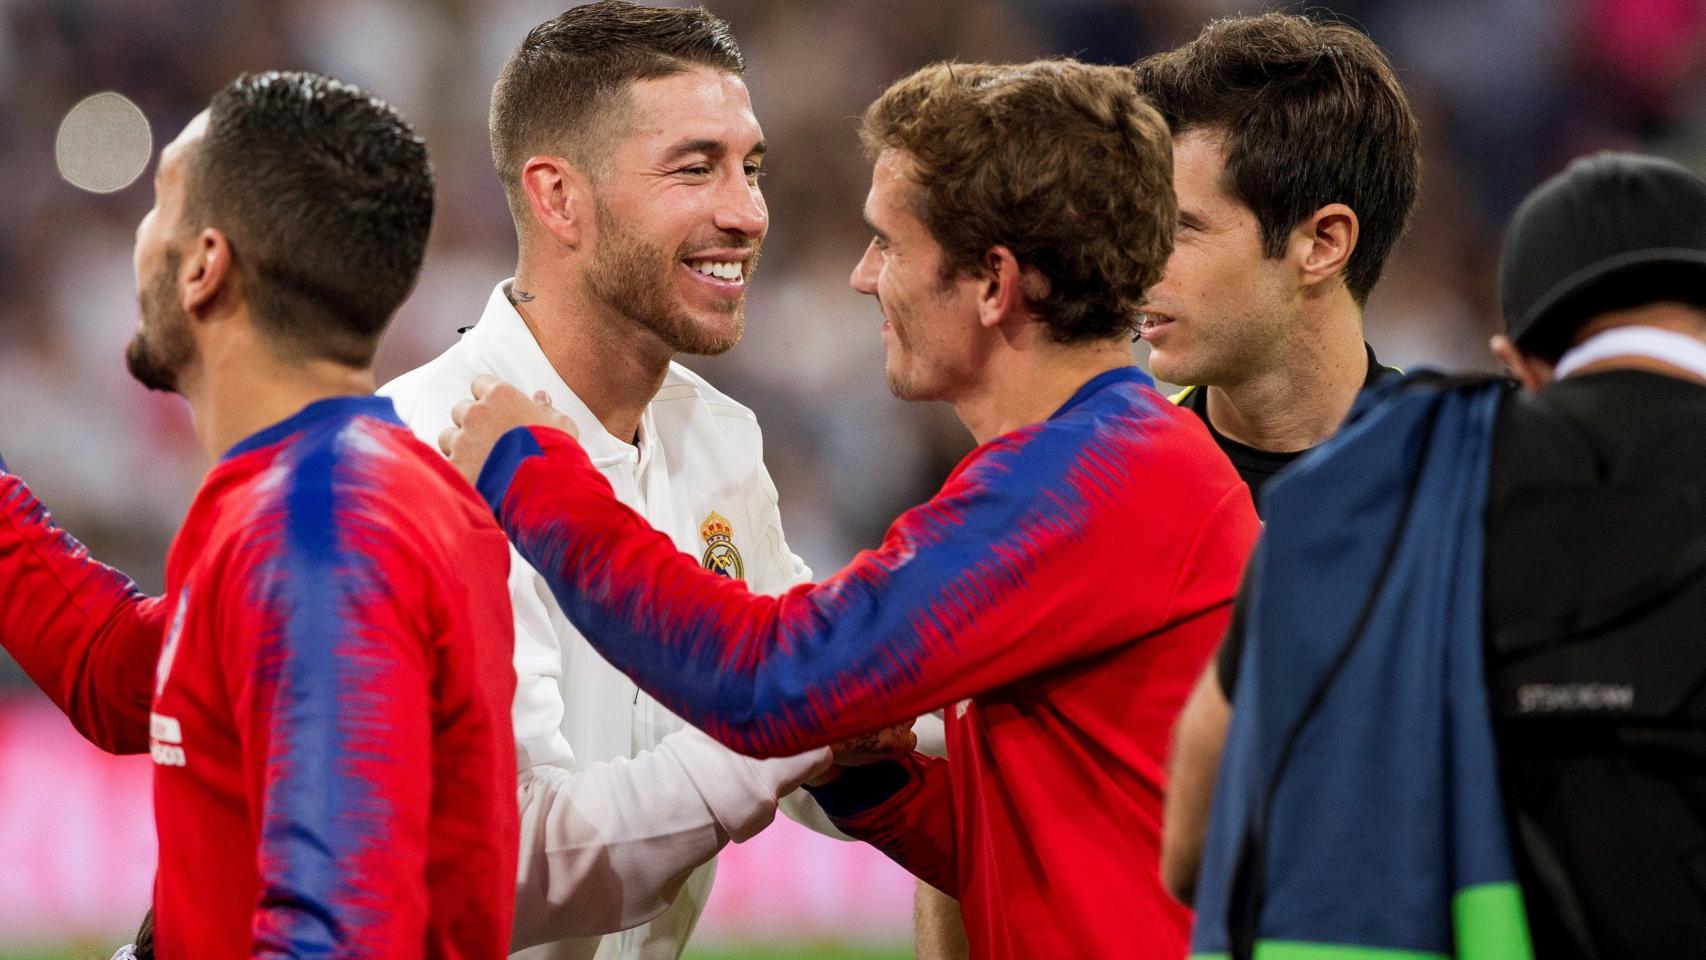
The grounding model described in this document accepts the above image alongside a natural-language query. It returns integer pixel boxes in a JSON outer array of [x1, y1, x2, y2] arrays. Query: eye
[[678, 163, 712, 177], [743, 160, 764, 180]]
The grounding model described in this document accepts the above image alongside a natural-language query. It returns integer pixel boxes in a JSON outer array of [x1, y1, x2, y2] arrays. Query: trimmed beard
[[585, 199, 751, 357], [126, 249, 195, 394]]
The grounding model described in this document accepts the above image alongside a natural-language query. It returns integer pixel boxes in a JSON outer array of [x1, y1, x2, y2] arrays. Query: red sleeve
[[226, 495, 435, 957], [479, 421, 1258, 757], [807, 753, 959, 894], [0, 474, 164, 753]]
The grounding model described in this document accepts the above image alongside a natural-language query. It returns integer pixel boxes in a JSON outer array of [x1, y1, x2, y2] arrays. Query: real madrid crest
[[699, 511, 744, 579]]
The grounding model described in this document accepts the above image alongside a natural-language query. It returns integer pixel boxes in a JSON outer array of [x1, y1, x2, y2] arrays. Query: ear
[[1292, 202, 1359, 292], [521, 155, 592, 249], [1490, 334, 1553, 392], [182, 227, 234, 319], [975, 246, 1047, 331]]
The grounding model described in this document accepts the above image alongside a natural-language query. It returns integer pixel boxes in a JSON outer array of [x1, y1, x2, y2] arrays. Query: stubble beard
[[587, 201, 752, 357], [125, 249, 195, 394], [885, 351, 965, 405], [884, 368, 922, 401], [884, 344, 933, 402], [1151, 304, 1290, 389]]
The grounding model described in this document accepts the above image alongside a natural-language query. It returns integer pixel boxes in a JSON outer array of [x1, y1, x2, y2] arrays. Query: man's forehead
[[623, 68, 761, 149], [1172, 126, 1248, 218], [868, 149, 921, 211], [1174, 128, 1229, 171]]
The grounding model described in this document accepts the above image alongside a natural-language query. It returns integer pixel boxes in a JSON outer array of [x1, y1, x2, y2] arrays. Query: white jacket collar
[[465, 280, 658, 466]]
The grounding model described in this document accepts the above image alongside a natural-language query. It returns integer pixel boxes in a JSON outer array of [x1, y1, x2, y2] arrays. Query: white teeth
[[688, 260, 743, 282]]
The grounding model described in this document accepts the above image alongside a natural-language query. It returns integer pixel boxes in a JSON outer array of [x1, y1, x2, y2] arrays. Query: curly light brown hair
[[860, 60, 1176, 344]]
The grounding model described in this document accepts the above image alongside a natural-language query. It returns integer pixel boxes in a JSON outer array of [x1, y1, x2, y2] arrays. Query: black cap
[[1499, 152, 1706, 357]]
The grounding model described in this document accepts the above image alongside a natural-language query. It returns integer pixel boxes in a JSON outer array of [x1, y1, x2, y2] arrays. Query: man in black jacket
[[1476, 152, 1706, 958], [1192, 151, 1706, 958]]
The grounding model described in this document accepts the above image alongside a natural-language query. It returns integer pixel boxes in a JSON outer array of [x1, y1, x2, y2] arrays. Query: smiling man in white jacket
[[382, 4, 855, 957]]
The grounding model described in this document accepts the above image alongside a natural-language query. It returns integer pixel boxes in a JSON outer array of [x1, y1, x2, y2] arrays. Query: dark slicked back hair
[[185, 71, 433, 366], [862, 60, 1176, 344], [1133, 13, 1420, 304], [490, 1, 744, 220]]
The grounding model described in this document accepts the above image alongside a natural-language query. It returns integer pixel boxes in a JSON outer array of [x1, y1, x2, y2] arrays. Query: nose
[[1146, 268, 1174, 302], [714, 172, 768, 241], [850, 239, 880, 295]]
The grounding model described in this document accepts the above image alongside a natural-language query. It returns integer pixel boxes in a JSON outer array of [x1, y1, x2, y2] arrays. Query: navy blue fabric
[[803, 760, 912, 817], [1192, 374, 1520, 957], [476, 426, 546, 510], [222, 395, 404, 462]]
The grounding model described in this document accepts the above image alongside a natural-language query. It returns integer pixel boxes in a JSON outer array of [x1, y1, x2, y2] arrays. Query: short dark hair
[[861, 60, 1176, 344], [186, 71, 433, 366], [1133, 13, 1420, 304], [490, 1, 744, 216]]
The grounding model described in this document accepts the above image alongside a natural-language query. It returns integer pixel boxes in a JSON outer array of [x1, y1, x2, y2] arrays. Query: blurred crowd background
[[0, 0, 1702, 954]]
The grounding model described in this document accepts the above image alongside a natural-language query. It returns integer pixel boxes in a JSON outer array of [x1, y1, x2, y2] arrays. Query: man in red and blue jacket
[[0, 72, 517, 958], [445, 60, 1259, 960]]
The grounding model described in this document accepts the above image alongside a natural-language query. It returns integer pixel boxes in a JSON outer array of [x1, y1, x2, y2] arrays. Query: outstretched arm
[[0, 472, 165, 753], [471, 421, 1247, 759]]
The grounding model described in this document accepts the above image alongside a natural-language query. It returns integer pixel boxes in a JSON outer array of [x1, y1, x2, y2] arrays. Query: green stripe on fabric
[[1189, 885, 1532, 960], [1454, 882, 1535, 960], [1193, 942, 1446, 960]]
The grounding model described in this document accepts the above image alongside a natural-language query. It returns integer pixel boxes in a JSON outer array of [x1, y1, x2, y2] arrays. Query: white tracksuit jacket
[[382, 281, 838, 960]]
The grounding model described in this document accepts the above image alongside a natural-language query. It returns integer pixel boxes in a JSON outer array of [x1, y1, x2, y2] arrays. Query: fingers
[[828, 723, 920, 766], [437, 375, 570, 488], [873, 725, 917, 757], [443, 374, 580, 484]]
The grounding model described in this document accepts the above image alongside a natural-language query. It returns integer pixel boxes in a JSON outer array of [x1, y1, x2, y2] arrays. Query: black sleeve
[[1215, 575, 1251, 700]]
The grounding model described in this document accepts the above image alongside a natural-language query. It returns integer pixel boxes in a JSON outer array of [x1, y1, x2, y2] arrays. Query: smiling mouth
[[1139, 313, 1175, 340], [683, 258, 745, 284]]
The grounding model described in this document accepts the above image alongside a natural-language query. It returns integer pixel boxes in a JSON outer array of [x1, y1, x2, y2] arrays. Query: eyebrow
[[660, 137, 768, 164], [863, 212, 888, 241]]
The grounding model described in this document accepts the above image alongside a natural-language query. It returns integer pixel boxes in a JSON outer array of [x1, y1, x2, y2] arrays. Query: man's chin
[[665, 307, 745, 357], [883, 362, 934, 403], [1145, 348, 1198, 388], [124, 338, 181, 394]]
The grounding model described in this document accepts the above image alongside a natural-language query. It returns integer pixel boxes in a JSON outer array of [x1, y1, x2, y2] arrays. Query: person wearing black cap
[[1182, 151, 1706, 960], [1476, 150, 1706, 958]]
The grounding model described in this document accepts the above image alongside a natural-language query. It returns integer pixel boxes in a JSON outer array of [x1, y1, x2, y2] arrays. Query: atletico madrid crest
[[699, 511, 744, 579]]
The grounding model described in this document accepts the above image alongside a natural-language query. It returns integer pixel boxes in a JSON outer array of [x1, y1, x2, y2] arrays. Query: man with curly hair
[[442, 59, 1259, 960]]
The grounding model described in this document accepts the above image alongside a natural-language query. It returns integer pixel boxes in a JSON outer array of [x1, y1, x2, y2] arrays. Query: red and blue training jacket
[[0, 396, 518, 959], [476, 367, 1259, 960]]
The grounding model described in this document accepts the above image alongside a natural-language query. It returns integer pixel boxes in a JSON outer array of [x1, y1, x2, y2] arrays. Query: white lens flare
[[56, 92, 152, 194]]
